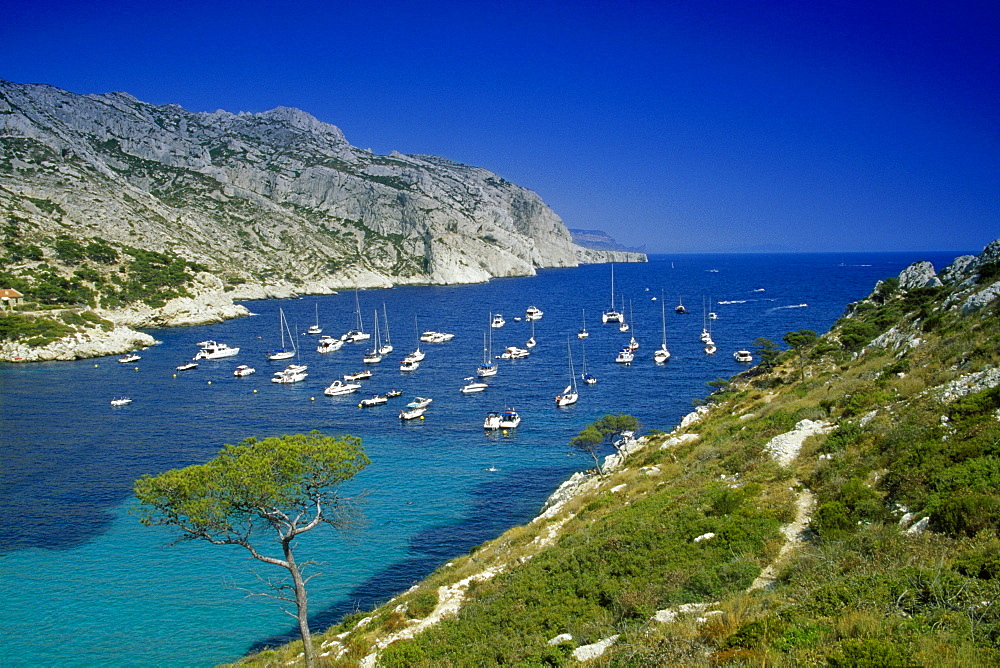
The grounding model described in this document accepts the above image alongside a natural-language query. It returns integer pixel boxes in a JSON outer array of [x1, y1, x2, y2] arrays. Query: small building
[[1, 288, 24, 309]]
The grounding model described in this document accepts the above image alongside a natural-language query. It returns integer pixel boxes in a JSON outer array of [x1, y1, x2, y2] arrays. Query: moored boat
[[233, 364, 256, 377], [324, 380, 361, 396]]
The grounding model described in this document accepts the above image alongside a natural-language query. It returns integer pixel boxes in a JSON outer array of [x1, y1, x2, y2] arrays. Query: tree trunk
[[284, 542, 315, 668]]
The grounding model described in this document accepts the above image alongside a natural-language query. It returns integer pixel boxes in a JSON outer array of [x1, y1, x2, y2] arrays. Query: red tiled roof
[[0, 288, 24, 298]]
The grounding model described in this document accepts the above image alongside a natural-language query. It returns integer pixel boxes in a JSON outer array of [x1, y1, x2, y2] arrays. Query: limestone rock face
[[898, 261, 942, 291], [0, 79, 645, 293]]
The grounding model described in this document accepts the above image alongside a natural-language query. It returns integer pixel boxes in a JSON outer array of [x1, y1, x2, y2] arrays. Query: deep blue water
[[0, 251, 965, 666]]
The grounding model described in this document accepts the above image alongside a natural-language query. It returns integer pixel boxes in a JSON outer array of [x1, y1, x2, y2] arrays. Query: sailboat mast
[[383, 304, 391, 345]]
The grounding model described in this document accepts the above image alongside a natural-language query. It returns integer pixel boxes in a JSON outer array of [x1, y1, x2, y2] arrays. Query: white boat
[[525, 305, 543, 320], [500, 346, 529, 360], [705, 344, 717, 355], [676, 297, 688, 314], [483, 411, 503, 430], [477, 326, 498, 377], [602, 265, 624, 323], [268, 308, 296, 361], [324, 380, 361, 396], [399, 407, 426, 420], [344, 369, 372, 381], [399, 358, 420, 372], [556, 339, 579, 406], [175, 362, 198, 371], [317, 335, 343, 353], [626, 301, 638, 347], [405, 349, 425, 362], [358, 394, 388, 408], [341, 291, 370, 342], [654, 290, 671, 363], [193, 341, 240, 360], [307, 303, 322, 335], [271, 364, 308, 383], [379, 304, 393, 354], [577, 308, 589, 339], [460, 377, 488, 393], [110, 396, 132, 406], [618, 295, 629, 332], [734, 350, 753, 363], [526, 319, 537, 348], [615, 347, 635, 364], [709, 312, 718, 320], [491, 314, 506, 329], [363, 309, 383, 364], [581, 338, 597, 384], [406, 397, 433, 409], [385, 389, 403, 398], [119, 353, 141, 363], [499, 409, 521, 429], [419, 331, 454, 343], [233, 364, 256, 377]]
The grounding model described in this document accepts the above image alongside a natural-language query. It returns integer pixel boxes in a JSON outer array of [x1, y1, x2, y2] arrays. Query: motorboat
[[358, 394, 388, 408], [525, 305, 543, 320], [271, 364, 307, 383], [385, 389, 403, 398], [119, 353, 141, 363], [268, 308, 297, 361], [460, 378, 488, 393], [175, 362, 198, 371], [556, 339, 579, 407], [734, 350, 753, 363], [344, 370, 372, 381], [317, 336, 343, 353], [419, 331, 454, 343], [483, 411, 503, 430], [399, 359, 420, 372], [194, 341, 239, 360], [324, 380, 361, 396], [602, 265, 624, 323], [399, 407, 426, 420], [499, 409, 521, 429], [615, 348, 635, 364], [233, 364, 256, 377], [491, 314, 506, 329], [500, 346, 529, 360], [406, 397, 433, 410], [110, 396, 132, 407]]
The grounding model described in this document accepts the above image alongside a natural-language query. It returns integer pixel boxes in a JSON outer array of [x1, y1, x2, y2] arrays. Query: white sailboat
[[307, 303, 322, 335], [405, 315, 425, 362], [342, 291, 370, 342], [526, 318, 536, 348], [577, 309, 589, 339], [268, 308, 296, 361], [363, 309, 383, 363], [627, 299, 638, 349], [618, 294, 630, 332], [602, 264, 624, 323], [477, 325, 498, 377], [556, 339, 579, 406], [655, 290, 671, 363], [581, 338, 597, 384], [379, 304, 393, 354]]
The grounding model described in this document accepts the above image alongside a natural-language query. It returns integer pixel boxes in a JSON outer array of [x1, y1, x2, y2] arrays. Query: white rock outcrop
[[898, 261, 942, 291]]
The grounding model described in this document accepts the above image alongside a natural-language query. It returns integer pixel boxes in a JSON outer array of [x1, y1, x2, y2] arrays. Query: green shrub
[[930, 493, 1000, 537], [827, 638, 916, 667]]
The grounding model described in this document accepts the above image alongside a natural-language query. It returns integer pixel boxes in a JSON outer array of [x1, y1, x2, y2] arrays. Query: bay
[[0, 251, 963, 666]]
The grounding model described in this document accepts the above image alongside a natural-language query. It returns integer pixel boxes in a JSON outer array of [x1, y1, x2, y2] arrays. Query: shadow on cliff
[[244, 463, 578, 654]]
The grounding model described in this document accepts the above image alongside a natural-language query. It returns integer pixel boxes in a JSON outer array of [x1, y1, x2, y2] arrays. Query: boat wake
[[768, 303, 809, 312]]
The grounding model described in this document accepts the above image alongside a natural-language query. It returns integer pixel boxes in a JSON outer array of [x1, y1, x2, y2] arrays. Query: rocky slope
[[234, 240, 1000, 666], [0, 79, 643, 297]]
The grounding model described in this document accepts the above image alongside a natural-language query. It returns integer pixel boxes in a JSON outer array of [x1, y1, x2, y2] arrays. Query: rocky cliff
[[0, 79, 644, 298]]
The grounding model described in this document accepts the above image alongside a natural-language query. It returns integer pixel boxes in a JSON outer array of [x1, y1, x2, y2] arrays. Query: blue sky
[[1, 0, 996, 253]]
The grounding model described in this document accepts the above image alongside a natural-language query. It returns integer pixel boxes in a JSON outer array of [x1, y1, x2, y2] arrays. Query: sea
[[0, 251, 966, 666]]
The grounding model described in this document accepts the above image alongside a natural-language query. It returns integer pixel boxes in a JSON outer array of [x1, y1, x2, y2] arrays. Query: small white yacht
[[344, 369, 372, 381], [525, 306, 543, 320], [499, 409, 521, 429], [358, 394, 388, 408], [483, 411, 503, 430], [233, 364, 256, 377], [271, 364, 308, 384], [193, 341, 239, 360], [307, 303, 322, 335], [734, 350, 753, 363], [615, 348, 635, 364], [317, 336, 343, 353], [400, 406, 426, 420], [490, 314, 506, 329], [556, 338, 579, 406], [406, 397, 433, 410], [119, 353, 141, 364], [399, 358, 420, 372], [460, 378, 488, 393], [175, 362, 197, 371], [324, 380, 361, 396], [110, 396, 132, 407], [500, 346, 529, 360], [577, 309, 590, 339]]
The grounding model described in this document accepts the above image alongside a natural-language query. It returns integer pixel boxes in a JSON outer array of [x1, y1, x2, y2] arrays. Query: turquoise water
[[0, 252, 963, 665]]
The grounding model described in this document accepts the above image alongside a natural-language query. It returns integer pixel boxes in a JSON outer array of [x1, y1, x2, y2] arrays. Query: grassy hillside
[[234, 246, 1000, 667]]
